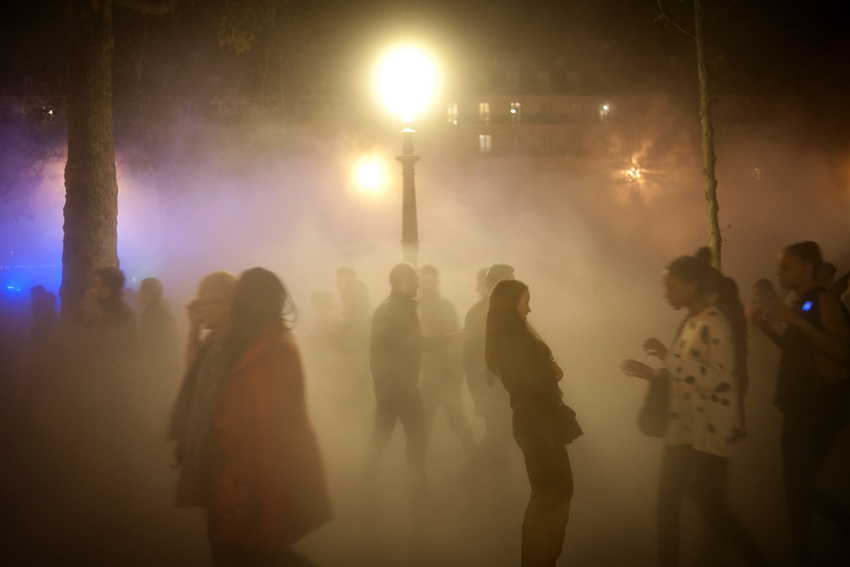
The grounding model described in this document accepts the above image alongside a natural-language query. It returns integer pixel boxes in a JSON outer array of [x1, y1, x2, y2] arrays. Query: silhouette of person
[[362, 262, 466, 503], [753, 242, 850, 565], [463, 263, 515, 480], [485, 279, 575, 567], [623, 255, 768, 567], [211, 268, 331, 566], [417, 265, 477, 476]]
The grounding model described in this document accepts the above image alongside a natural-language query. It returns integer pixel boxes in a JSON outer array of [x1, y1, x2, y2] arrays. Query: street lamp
[[375, 46, 438, 267]]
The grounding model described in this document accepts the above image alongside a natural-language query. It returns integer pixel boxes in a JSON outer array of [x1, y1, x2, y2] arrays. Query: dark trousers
[[657, 445, 768, 567], [515, 429, 573, 567], [363, 388, 428, 493], [781, 413, 850, 563], [421, 374, 477, 459]]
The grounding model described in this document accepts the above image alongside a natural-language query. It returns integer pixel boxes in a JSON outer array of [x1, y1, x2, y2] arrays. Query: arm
[[496, 333, 557, 397], [769, 294, 849, 362]]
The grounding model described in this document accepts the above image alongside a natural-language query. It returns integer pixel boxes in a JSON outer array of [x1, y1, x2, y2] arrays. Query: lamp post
[[376, 46, 438, 268], [397, 128, 421, 266]]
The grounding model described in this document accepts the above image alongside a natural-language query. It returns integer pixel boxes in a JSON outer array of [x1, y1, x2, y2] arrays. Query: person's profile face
[[398, 273, 419, 297], [663, 272, 697, 311], [777, 253, 808, 290], [516, 289, 531, 321], [197, 285, 230, 331]]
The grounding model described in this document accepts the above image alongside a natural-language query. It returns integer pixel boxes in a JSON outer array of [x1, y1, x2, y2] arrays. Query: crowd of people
[[12, 240, 850, 566]]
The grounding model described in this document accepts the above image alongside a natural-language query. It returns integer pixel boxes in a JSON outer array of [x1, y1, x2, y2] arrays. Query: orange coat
[[214, 326, 332, 548]]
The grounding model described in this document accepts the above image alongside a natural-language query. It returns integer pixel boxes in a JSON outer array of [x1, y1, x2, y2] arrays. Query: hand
[[452, 329, 472, 345], [763, 297, 800, 325], [642, 338, 668, 360], [621, 359, 656, 381], [749, 310, 770, 332]]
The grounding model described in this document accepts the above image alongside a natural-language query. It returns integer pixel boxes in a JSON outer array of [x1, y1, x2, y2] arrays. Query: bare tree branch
[[657, 0, 697, 41], [710, 0, 740, 21], [113, 0, 178, 16]]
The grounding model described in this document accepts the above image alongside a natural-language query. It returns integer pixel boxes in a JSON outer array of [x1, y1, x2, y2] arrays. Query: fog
[[1, 98, 849, 566]]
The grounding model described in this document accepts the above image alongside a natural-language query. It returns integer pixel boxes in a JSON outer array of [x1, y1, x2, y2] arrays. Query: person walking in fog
[[485, 279, 577, 567], [752, 242, 850, 565], [328, 277, 373, 413], [418, 265, 477, 477], [464, 263, 515, 481], [137, 277, 181, 415], [363, 262, 467, 504], [169, 272, 237, 518], [211, 268, 331, 565], [622, 255, 768, 567]]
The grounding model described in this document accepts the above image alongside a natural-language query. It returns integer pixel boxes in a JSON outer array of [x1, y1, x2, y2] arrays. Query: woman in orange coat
[[211, 268, 332, 566]]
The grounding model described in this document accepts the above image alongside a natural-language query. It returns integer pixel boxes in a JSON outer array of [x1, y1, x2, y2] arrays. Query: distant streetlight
[[375, 46, 439, 267], [353, 155, 388, 196]]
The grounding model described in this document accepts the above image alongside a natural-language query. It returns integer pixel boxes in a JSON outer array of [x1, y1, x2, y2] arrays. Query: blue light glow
[[802, 301, 813, 312]]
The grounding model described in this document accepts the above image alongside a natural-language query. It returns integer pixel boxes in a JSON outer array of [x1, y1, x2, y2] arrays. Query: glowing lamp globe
[[353, 156, 388, 196], [376, 46, 438, 123]]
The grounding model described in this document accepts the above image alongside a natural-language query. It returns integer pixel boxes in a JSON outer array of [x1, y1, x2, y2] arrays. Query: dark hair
[[484, 279, 529, 374], [485, 263, 515, 290], [669, 255, 749, 401], [784, 241, 824, 277], [336, 266, 357, 279], [694, 246, 713, 266], [753, 279, 775, 294], [227, 268, 293, 365], [713, 276, 749, 400], [94, 267, 126, 295], [818, 262, 837, 286], [140, 277, 164, 300], [389, 262, 417, 289], [419, 264, 439, 277], [666, 256, 712, 294]]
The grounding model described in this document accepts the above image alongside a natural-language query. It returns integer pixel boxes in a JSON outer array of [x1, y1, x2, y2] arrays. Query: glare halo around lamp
[[375, 46, 438, 267]]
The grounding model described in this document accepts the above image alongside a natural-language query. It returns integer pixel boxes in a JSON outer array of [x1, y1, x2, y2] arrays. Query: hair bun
[[694, 247, 712, 267]]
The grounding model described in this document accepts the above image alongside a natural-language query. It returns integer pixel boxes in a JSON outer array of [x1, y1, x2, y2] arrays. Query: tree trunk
[[693, 0, 722, 270], [61, 0, 120, 321]]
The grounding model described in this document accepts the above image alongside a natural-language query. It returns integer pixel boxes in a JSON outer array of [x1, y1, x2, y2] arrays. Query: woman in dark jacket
[[485, 279, 575, 567]]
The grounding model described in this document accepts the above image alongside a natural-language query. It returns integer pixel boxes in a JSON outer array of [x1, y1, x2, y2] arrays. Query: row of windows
[[477, 133, 583, 153], [450, 101, 610, 125]]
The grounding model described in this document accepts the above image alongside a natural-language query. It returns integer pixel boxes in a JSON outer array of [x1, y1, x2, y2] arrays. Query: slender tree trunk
[[61, 0, 120, 321], [693, 0, 722, 269]]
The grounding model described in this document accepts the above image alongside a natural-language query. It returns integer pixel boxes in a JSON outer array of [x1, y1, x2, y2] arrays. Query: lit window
[[751, 167, 761, 181], [447, 103, 458, 125], [479, 102, 490, 125], [479, 134, 492, 153], [599, 103, 610, 122], [510, 102, 521, 124]]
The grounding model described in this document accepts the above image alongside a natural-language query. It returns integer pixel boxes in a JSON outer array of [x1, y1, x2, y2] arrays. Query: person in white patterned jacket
[[623, 255, 769, 567]]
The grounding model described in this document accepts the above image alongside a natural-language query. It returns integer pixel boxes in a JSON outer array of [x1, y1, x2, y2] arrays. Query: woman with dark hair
[[210, 268, 331, 566], [485, 279, 576, 567], [622, 256, 767, 567], [753, 241, 850, 565]]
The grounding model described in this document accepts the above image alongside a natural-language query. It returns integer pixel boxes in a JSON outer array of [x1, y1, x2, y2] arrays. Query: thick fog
[[1, 97, 849, 566]]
